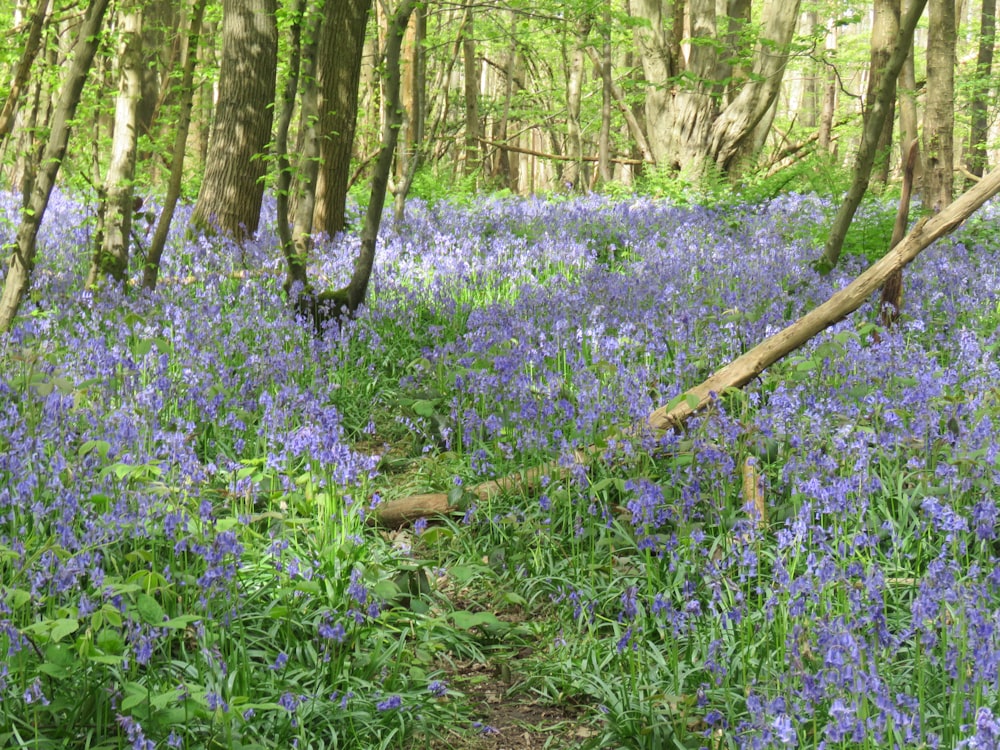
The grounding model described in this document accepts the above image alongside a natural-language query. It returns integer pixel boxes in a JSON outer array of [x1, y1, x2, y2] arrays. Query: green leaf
[[451, 610, 506, 632], [135, 593, 165, 626], [50, 617, 80, 643], [413, 399, 437, 417], [78, 439, 111, 459], [121, 682, 149, 711]]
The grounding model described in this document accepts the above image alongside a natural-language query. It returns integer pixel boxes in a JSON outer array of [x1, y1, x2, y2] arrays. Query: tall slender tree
[[0, 0, 111, 333], [87, 1, 144, 285]]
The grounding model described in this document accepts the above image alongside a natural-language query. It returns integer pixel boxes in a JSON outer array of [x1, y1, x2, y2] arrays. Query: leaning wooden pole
[[374, 167, 1000, 527]]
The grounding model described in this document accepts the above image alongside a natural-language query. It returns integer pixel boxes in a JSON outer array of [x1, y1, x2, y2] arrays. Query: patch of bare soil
[[434, 658, 598, 750]]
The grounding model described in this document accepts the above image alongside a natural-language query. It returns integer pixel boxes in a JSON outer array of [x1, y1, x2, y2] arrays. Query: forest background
[[2, 1, 1000, 749]]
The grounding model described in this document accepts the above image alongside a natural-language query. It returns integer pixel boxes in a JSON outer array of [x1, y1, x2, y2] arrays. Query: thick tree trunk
[[632, 0, 799, 176], [820, 0, 927, 271], [190, 0, 277, 240], [142, 0, 206, 291], [706, 0, 802, 175], [0, 0, 110, 333], [302, 0, 415, 330], [312, 0, 372, 237], [923, 0, 956, 211], [966, 0, 995, 182], [87, 3, 143, 286], [867, 0, 901, 186]]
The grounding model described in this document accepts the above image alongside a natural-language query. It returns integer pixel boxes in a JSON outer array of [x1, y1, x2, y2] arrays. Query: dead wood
[[374, 166, 1000, 527]]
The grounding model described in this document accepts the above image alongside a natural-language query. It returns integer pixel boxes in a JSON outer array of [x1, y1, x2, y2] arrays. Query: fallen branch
[[647, 165, 1000, 431], [374, 167, 1000, 527]]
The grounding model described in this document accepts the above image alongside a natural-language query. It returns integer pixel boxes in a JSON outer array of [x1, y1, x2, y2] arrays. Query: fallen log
[[374, 167, 1000, 527]]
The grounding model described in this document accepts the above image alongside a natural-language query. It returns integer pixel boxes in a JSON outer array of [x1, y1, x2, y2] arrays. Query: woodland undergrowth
[[1, 189, 999, 749]]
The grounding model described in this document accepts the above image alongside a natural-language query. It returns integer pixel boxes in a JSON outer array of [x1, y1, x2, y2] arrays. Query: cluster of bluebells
[[2, 188, 1000, 748]]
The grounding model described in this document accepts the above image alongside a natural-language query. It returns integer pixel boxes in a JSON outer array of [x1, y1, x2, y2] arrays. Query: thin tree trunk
[[597, 2, 612, 184], [274, 0, 306, 293], [0, 0, 110, 333], [966, 0, 995, 183], [817, 20, 838, 153], [87, 2, 143, 286], [820, 0, 926, 271], [142, 0, 206, 291], [563, 15, 592, 190], [289, 0, 324, 261], [585, 45, 655, 165], [0, 0, 50, 142], [461, 4, 479, 176], [897, 0, 922, 177], [867, 0, 901, 186]]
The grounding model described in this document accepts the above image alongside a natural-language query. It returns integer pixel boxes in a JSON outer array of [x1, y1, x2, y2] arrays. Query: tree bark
[[867, 0, 901, 186], [142, 0, 206, 291], [0, 0, 110, 333], [897, 0, 922, 177], [461, 4, 479, 176], [820, 0, 927, 271], [923, 0, 956, 211], [87, 2, 143, 286], [563, 15, 592, 190], [190, 0, 278, 240], [312, 0, 372, 237], [817, 19, 838, 153], [303, 0, 415, 329], [966, 0, 995, 182]]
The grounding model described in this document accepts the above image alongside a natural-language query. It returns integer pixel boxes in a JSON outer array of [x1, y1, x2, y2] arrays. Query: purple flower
[[428, 680, 448, 697], [377, 694, 403, 711]]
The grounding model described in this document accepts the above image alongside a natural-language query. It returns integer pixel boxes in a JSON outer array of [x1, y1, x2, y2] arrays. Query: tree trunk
[[274, 0, 306, 293], [303, 0, 415, 330], [563, 16, 592, 190], [897, 0, 922, 177], [820, 0, 926, 271], [867, 0, 901, 186], [632, 0, 800, 178], [311, 0, 372, 237], [597, 2, 612, 184], [706, 0, 802, 175], [817, 19, 838, 153], [142, 0, 206, 291], [190, 0, 278, 240], [923, 0, 956, 211], [966, 0, 995, 182], [0, 0, 110, 333], [87, 2, 143, 286], [0, 0, 50, 142], [461, 4, 479, 176]]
